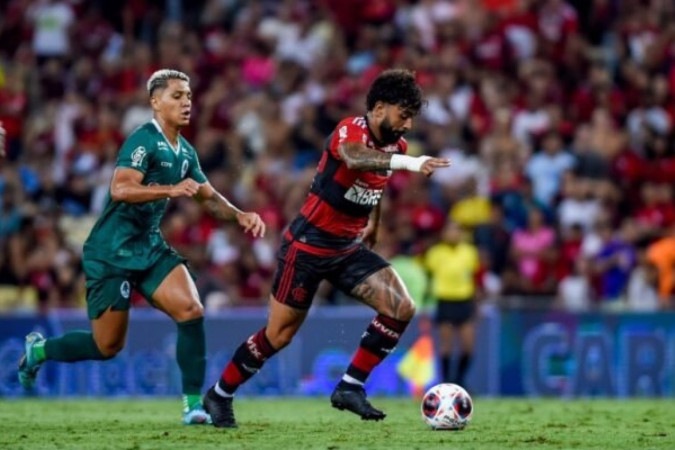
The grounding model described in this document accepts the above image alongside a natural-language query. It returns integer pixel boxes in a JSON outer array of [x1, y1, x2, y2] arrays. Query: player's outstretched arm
[[338, 143, 450, 175], [195, 183, 266, 238], [110, 168, 201, 203]]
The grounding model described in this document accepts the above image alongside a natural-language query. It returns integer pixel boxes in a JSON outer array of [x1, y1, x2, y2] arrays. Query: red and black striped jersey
[[286, 116, 408, 251]]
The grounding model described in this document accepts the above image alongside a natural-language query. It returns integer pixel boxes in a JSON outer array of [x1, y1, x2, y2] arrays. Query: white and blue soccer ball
[[421, 383, 473, 430]]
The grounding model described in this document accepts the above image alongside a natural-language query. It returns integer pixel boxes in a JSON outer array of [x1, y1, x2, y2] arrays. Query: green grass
[[0, 397, 673, 450]]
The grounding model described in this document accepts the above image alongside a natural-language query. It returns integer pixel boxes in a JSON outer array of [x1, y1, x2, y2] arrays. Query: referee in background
[[424, 221, 481, 387]]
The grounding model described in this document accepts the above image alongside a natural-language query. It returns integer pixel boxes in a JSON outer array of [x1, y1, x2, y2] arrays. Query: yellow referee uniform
[[425, 242, 479, 302]]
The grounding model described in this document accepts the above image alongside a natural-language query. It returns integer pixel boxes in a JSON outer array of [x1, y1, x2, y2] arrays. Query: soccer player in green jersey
[[17, 69, 266, 425]]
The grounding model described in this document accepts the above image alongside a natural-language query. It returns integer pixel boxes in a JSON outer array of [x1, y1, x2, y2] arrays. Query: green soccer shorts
[[82, 249, 187, 320]]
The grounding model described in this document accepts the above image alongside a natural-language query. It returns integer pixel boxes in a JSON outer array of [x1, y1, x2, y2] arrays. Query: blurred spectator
[[1, 0, 675, 312], [28, 0, 75, 63], [557, 222, 584, 280], [0, 123, 5, 158], [570, 124, 609, 180], [0, 68, 27, 161], [10, 214, 82, 313], [480, 107, 528, 175], [634, 182, 675, 241], [557, 174, 601, 233], [0, 184, 23, 239], [393, 174, 445, 246], [121, 88, 154, 135], [525, 130, 575, 206], [474, 201, 511, 281], [646, 231, 675, 309], [427, 126, 490, 203], [592, 219, 638, 308], [493, 172, 554, 231], [511, 96, 546, 148], [449, 176, 491, 229], [556, 257, 592, 311], [508, 208, 556, 295], [626, 248, 660, 312], [587, 107, 626, 161], [626, 80, 671, 153]]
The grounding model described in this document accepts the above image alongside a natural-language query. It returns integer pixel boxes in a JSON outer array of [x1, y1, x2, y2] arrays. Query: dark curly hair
[[366, 69, 424, 115]]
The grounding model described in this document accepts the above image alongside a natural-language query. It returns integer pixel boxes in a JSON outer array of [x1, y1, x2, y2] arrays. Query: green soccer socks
[[176, 317, 206, 396], [44, 331, 108, 362]]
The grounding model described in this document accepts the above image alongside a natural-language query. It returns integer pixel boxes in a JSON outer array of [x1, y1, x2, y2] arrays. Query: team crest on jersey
[[131, 146, 147, 167], [344, 183, 383, 206], [120, 281, 131, 299], [292, 286, 308, 303], [339, 125, 348, 143], [181, 160, 189, 178]]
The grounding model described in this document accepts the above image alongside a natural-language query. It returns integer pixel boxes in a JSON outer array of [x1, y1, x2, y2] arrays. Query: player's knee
[[173, 300, 204, 322], [398, 296, 416, 321], [266, 327, 294, 350], [378, 294, 415, 321], [96, 340, 125, 359]]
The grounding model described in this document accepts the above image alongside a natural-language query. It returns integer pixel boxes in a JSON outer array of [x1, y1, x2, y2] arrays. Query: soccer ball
[[420, 383, 473, 430]]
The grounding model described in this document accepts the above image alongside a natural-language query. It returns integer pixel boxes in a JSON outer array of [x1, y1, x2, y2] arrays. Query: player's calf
[[216, 327, 278, 394]]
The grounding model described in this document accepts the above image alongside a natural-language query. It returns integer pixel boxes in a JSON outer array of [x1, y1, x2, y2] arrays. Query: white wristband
[[389, 154, 431, 172]]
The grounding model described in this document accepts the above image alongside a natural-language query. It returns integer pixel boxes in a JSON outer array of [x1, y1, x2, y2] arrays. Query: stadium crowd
[[1, 0, 675, 313]]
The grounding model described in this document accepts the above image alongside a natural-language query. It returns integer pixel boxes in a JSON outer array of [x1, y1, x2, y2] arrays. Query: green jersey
[[83, 119, 207, 270]]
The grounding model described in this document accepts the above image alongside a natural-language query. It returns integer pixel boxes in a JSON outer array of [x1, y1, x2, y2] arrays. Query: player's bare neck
[[155, 116, 180, 147], [165, 129, 180, 148]]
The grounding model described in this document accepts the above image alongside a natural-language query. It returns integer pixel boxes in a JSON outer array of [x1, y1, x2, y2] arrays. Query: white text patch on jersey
[[344, 184, 383, 206]]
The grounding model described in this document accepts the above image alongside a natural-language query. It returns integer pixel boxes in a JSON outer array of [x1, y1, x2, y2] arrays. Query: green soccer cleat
[[182, 403, 212, 425], [18, 332, 45, 390]]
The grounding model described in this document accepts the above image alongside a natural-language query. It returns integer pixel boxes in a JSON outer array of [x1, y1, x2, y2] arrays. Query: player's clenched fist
[[236, 211, 266, 238], [169, 178, 201, 198]]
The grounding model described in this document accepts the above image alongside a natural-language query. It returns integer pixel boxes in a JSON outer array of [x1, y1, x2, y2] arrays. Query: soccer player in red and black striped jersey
[[204, 69, 451, 427]]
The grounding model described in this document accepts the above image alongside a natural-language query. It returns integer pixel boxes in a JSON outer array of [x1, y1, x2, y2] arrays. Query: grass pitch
[[0, 397, 673, 450]]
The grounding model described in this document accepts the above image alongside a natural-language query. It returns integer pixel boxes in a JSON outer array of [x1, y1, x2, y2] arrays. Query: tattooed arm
[[195, 182, 266, 237], [337, 142, 450, 175], [338, 142, 393, 171]]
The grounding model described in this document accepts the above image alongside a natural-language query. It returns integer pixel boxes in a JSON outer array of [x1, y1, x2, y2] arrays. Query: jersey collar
[[151, 119, 181, 155]]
